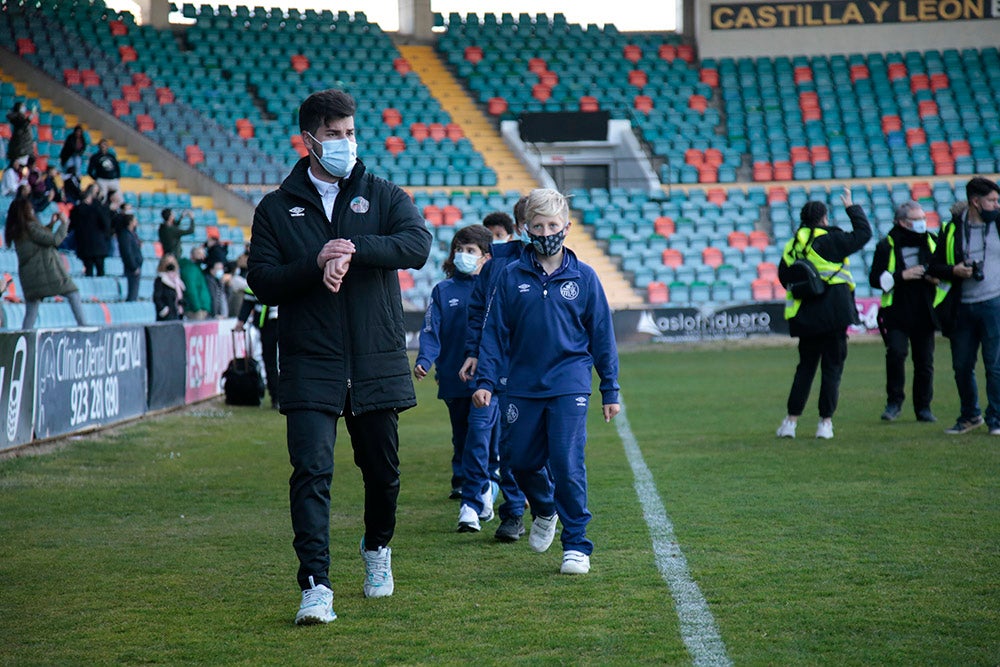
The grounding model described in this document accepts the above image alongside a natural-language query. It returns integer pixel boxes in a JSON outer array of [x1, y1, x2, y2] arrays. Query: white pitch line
[[614, 403, 732, 667]]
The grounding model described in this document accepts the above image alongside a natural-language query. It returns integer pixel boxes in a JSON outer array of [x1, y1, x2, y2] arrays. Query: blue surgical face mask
[[307, 132, 357, 178], [910, 217, 927, 234], [518, 229, 530, 244], [492, 237, 508, 245], [213, 269, 224, 280], [453, 252, 480, 275]]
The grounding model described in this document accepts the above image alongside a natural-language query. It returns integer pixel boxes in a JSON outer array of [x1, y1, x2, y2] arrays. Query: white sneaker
[[479, 484, 495, 522], [359, 538, 394, 598], [560, 550, 591, 574], [816, 419, 834, 439], [776, 418, 797, 438], [457, 503, 481, 532], [295, 575, 336, 625], [528, 513, 559, 553]]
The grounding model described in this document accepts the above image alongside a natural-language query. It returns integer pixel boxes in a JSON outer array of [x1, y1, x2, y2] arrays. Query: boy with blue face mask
[[869, 200, 942, 423], [414, 224, 493, 512]]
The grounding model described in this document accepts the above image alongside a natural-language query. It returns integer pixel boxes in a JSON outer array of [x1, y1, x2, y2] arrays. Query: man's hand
[[413, 364, 428, 380], [323, 255, 351, 293], [603, 403, 621, 423], [840, 186, 853, 208], [317, 238, 355, 269], [953, 263, 974, 279], [902, 265, 926, 280], [472, 389, 492, 408], [459, 357, 477, 382]]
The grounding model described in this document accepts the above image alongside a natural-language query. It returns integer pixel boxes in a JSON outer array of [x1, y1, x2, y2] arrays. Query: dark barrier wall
[[34, 327, 147, 439], [147, 322, 187, 411], [0, 332, 36, 452]]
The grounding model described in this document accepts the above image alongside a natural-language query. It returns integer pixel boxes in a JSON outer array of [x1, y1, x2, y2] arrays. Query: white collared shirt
[[307, 166, 341, 220]]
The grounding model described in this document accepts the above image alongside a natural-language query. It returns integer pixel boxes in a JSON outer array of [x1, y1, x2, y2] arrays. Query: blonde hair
[[523, 188, 569, 226]]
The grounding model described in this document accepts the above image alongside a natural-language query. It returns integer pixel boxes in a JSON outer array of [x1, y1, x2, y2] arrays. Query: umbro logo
[[289, 206, 305, 217], [517, 283, 531, 293], [448, 298, 460, 307]]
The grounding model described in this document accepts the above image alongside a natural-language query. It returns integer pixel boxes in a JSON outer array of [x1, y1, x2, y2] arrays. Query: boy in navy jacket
[[414, 225, 494, 512], [473, 189, 620, 575]]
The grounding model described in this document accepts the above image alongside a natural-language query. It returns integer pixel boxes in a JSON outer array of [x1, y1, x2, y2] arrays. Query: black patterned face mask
[[528, 227, 567, 256]]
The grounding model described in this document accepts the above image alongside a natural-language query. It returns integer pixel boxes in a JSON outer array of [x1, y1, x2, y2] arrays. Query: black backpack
[[785, 257, 827, 299]]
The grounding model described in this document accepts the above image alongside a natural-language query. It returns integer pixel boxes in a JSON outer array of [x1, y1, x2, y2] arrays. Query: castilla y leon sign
[[710, 0, 999, 29]]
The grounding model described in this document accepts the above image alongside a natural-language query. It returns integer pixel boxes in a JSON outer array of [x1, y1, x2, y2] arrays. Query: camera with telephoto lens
[[967, 260, 985, 281]]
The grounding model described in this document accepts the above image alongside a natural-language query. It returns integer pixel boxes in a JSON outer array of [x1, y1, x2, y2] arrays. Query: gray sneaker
[[944, 416, 984, 434], [528, 513, 558, 553], [494, 515, 525, 542]]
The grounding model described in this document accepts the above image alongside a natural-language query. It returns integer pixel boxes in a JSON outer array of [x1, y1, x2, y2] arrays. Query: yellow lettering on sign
[[712, 6, 735, 28], [964, 0, 985, 19], [776, 4, 797, 25], [937, 0, 962, 18], [869, 0, 891, 21], [918, 0, 938, 18], [757, 5, 779, 26], [843, 2, 865, 22], [899, 0, 917, 20], [734, 6, 759, 27], [823, 4, 843, 23], [804, 4, 824, 24]]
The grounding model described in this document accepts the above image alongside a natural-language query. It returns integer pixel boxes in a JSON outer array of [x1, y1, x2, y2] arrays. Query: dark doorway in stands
[[548, 164, 608, 193]]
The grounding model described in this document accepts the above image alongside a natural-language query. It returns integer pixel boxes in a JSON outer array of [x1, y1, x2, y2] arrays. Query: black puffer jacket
[[247, 158, 431, 415], [778, 204, 872, 337]]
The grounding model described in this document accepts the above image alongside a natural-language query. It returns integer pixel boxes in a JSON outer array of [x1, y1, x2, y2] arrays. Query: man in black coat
[[69, 184, 111, 276], [117, 213, 142, 301], [868, 201, 940, 423], [86, 138, 121, 202], [247, 89, 431, 625]]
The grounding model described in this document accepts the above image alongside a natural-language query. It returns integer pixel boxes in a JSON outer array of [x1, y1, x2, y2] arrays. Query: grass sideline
[[1, 340, 997, 665]]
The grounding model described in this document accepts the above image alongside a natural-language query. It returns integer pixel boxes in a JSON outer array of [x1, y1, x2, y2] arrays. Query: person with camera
[[775, 187, 872, 439], [869, 201, 943, 423], [928, 177, 1000, 435]]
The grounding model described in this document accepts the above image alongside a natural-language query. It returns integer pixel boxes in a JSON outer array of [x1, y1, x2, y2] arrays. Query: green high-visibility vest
[[782, 227, 854, 320], [880, 233, 948, 308]]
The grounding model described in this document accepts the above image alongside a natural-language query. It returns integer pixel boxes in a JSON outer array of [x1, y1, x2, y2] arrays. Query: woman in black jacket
[[776, 187, 872, 439]]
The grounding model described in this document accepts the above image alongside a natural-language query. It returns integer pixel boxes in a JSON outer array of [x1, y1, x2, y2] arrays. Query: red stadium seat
[[528, 57, 547, 74], [647, 281, 669, 304], [727, 231, 749, 250], [382, 108, 402, 128], [385, 136, 406, 155], [463, 46, 483, 64], [579, 96, 599, 112], [757, 262, 778, 281], [654, 216, 675, 237], [661, 248, 683, 268], [628, 70, 648, 87], [634, 95, 653, 112], [702, 247, 723, 269], [393, 58, 411, 75], [749, 231, 771, 250], [487, 97, 508, 116]]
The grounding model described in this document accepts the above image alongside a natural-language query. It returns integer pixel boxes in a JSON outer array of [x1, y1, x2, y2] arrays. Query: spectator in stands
[[25, 156, 53, 212], [246, 88, 431, 624], [472, 188, 621, 576], [153, 254, 184, 321], [1, 155, 29, 197], [459, 197, 539, 543], [204, 260, 229, 318], [69, 184, 111, 277], [234, 283, 278, 409], [41, 164, 63, 204], [158, 208, 195, 260], [59, 125, 88, 175], [204, 228, 228, 267], [227, 245, 250, 315], [117, 212, 142, 302], [5, 198, 86, 329], [869, 201, 941, 423], [776, 187, 872, 440], [413, 224, 493, 510], [929, 177, 1000, 435], [62, 166, 83, 205], [6, 102, 35, 164], [86, 138, 121, 202], [179, 246, 211, 319], [482, 211, 515, 243]]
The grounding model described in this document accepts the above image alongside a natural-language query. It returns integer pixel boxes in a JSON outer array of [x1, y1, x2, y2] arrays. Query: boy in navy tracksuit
[[460, 204, 547, 542], [414, 224, 494, 504], [473, 189, 620, 575]]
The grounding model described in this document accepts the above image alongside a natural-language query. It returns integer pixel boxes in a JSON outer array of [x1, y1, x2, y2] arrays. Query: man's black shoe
[[881, 404, 902, 421], [916, 409, 937, 423], [494, 515, 525, 542]]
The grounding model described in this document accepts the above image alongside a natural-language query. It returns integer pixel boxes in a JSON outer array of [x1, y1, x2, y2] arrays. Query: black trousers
[[786, 331, 849, 419], [882, 327, 934, 413], [258, 320, 278, 403], [81, 256, 105, 277], [286, 395, 400, 590]]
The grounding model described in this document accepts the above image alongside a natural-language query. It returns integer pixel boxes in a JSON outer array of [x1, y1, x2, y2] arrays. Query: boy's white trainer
[[776, 418, 797, 438], [816, 419, 834, 439], [295, 575, 336, 625], [528, 513, 559, 553], [359, 538, 394, 598], [479, 483, 495, 522], [560, 550, 591, 574], [457, 503, 481, 532]]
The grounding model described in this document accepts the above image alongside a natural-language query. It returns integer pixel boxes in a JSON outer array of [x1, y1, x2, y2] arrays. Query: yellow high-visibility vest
[[782, 227, 854, 320], [881, 233, 948, 308]]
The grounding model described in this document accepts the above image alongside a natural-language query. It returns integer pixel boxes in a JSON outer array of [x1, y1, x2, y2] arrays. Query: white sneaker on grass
[[479, 484, 495, 522], [295, 575, 336, 625], [776, 418, 797, 438], [560, 550, 591, 574], [816, 419, 834, 439], [528, 513, 559, 553], [359, 538, 394, 598], [457, 503, 481, 532]]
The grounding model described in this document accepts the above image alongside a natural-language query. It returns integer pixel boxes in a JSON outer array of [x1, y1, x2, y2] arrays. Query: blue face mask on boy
[[307, 132, 357, 178], [453, 252, 480, 275]]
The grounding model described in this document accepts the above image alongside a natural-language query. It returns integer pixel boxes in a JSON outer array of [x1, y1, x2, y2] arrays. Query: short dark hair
[[442, 224, 493, 278], [482, 211, 514, 235], [966, 176, 1000, 202], [298, 89, 356, 134], [800, 201, 828, 228], [513, 195, 529, 226], [161, 208, 173, 222]]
